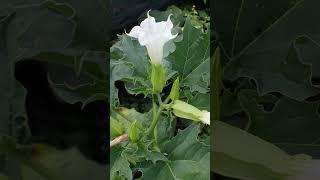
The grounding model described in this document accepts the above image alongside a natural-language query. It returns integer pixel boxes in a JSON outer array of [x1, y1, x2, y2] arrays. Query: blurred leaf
[[47, 51, 107, 106], [54, 0, 109, 50], [239, 90, 320, 145], [211, 120, 308, 180], [0, 14, 29, 178], [215, 0, 320, 100], [6, 1, 76, 61], [22, 145, 106, 180]]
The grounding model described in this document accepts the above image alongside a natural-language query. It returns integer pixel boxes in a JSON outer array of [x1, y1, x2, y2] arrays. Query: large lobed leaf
[[211, 120, 313, 180], [3, 0, 108, 106], [0, 0, 109, 179], [167, 18, 210, 94], [110, 35, 151, 106], [239, 90, 320, 146], [138, 123, 210, 180], [110, 107, 209, 180], [0, 12, 30, 178], [214, 0, 320, 100]]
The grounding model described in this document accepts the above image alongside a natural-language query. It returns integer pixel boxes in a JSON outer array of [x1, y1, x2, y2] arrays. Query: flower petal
[[127, 26, 144, 39], [125, 10, 178, 64], [140, 10, 156, 32]]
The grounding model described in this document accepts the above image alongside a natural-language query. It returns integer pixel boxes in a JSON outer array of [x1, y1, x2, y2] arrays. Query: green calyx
[[151, 63, 167, 93]]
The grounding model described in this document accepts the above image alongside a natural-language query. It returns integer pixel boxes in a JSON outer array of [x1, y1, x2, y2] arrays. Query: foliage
[[110, 6, 210, 180], [0, 0, 107, 179], [213, 0, 320, 179]]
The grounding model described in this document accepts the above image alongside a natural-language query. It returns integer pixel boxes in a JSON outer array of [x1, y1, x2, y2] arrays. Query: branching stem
[[148, 94, 171, 137]]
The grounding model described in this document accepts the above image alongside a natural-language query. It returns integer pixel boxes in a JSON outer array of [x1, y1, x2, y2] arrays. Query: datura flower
[[127, 10, 177, 64], [171, 100, 210, 125]]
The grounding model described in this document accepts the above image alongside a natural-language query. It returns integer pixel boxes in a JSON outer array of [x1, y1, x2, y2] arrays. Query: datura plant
[[110, 9, 210, 180]]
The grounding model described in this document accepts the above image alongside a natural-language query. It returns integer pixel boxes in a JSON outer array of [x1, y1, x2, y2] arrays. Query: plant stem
[[148, 108, 162, 137], [148, 94, 170, 137], [110, 134, 129, 147], [157, 93, 163, 104]]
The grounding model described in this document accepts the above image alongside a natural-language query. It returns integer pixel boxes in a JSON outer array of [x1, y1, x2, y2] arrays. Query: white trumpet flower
[[127, 10, 177, 64]]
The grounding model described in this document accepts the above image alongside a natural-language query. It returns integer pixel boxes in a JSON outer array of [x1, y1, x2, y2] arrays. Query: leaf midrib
[[233, 0, 305, 60]]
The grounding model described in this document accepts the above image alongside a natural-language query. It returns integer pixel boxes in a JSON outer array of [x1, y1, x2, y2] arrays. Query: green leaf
[[0, 14, 29, 178], [225, 36, 320, 101], [139, 123, 210, 180], [110, 59, 134, 106], [21, 145, 106, 180], [47, 51, 107, 106], [6, 1, 76, 61], [239, 90, 320, 145], [188, 92, 210, 111], [111, 147, 132, 180], [54, 0, 109, 50], [155, 114, 176, 148], [213, 0, 297, 57], [121, 141, 167, 165], [5, 0, 108, 106], [110, 35, 151, 100], [213, 0, 320, 100], [168, 18, 210, 94], [215, 0, 320, 100], [139, 159, 209, 180], [220, 89, 278, 118], [112, 107, 151, 132], [211, 120, 308, 180]]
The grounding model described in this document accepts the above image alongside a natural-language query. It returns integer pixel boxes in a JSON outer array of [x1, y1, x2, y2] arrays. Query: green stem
[[148, 94, 170, 137], [163, 95, 170, 105], [157, 93, 163, 104], [148, 108, 162, 137]]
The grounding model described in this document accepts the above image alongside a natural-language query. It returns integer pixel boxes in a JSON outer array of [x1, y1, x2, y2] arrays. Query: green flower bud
[[169, 77, 180, 101], [128, 121, 140, 143], [151, 63, 167, 93], [110, 117, 125, 137], [171, 100, 210, 125]]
